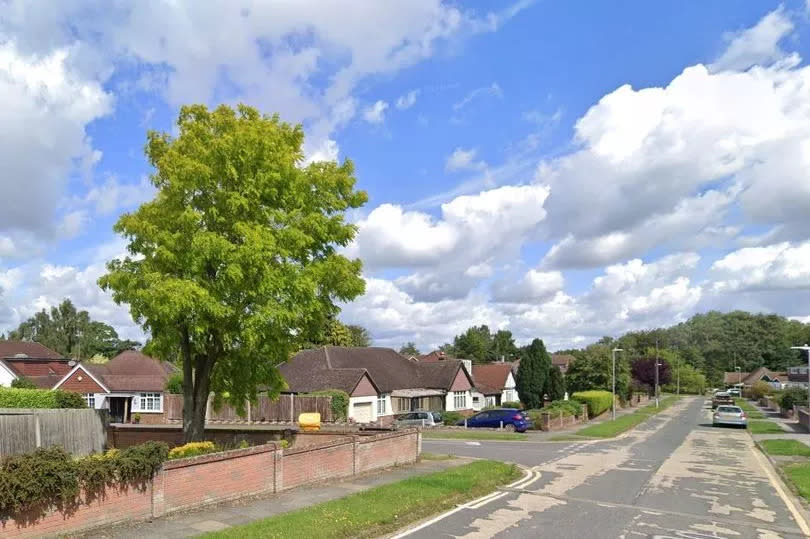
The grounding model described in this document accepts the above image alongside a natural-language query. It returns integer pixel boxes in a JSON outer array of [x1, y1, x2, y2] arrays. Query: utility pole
[[612, 348, 623, 421], [655, 340, 660, 408]]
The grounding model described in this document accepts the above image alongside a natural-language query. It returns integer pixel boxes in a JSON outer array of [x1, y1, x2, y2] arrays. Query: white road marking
[[750, 442, 810, 536], [464, 441, 481, 446]]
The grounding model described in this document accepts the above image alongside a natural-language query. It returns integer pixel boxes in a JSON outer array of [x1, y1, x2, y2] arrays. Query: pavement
[[75, 458, 468, 538], [745, 399, 810, 446], [412, 396, 810, 538]]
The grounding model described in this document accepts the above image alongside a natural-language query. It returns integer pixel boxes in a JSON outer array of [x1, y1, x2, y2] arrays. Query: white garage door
[[353, 402, 373, 423]]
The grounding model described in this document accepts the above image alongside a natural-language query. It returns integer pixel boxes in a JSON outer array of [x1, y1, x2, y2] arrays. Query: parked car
[[728, 388, 741, 397], [712, 392, 734, 409], [396, 411, 442, 428], [456, 408, 532, 432], [713, 405, 747, 428]]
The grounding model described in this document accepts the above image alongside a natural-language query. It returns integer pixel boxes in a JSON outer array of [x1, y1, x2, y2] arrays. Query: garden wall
[[1, 430, 420, 538]]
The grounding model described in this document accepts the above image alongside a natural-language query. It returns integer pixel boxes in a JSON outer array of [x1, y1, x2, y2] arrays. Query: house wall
[[0, 431, 420, 538], [0, 363, 16, 387], [501, 372, 517, 403], [58, 369, 106, 393], [351, 374, 378, 397], [450, 369, 472, 391], [348, 395, 377, 423]]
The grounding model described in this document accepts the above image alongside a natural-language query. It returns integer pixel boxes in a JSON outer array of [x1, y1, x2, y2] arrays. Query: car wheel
[[503, 424, 516, 432]]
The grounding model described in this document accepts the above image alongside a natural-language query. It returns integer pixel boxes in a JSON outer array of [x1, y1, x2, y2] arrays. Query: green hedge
[[571, 390, 613, 418], [501, 401, 522, 409], [0, 387, 86, 409], [543, 400, 584, 417], [0, 441, 168, 518], [304, 390, 350, 421], [442, 411, 464, 425]]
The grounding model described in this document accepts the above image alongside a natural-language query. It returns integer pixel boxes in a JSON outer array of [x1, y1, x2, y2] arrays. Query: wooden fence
[[0, 408, 107, 457], [165, 394, 334, 423]]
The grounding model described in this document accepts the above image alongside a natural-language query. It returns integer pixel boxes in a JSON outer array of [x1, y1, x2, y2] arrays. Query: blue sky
[[2, 1, 810, 351]]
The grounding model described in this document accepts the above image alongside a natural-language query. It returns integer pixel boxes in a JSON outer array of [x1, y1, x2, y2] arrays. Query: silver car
[[713, 405, 747, 428], [396, 411, 441, 428]]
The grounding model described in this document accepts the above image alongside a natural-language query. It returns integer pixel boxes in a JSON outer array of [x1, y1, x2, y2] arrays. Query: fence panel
[[164, 394, 333, 423], [0, 408, 106, 457]]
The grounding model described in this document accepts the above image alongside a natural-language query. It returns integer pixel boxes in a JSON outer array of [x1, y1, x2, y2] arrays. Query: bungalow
[[723, 367, 787, 391], [279, 346, 475, 424], [53, 350, 177, 423], [551, 354, 575, 375], [0, 341, 73, 388], [787, 364, 810, 388], [470, 363, 518, 409]]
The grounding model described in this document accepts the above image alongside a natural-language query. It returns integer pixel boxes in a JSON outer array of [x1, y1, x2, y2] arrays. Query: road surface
[[409, 397, 809, 538]]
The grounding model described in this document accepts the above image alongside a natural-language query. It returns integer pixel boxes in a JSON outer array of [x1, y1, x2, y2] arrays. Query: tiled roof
[[472, 363, 513, 395], [551, 354, 575, 367], [82, 350, 177, 392], [723, 367, 787, 386], [1, 358, 73, 388], [0, 340, 62, 359]]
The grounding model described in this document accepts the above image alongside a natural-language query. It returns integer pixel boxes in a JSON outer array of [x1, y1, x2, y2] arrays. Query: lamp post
[[791, 345, 810, 408], [612, 348, 623, 420], [735, 366, 741, 400], [655, 340, 660, 408]]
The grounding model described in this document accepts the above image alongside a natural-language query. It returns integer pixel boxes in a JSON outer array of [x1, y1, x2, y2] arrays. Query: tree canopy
[[99, 104, 367, 441], [516, 338, 551, 408], [399, 342, 420, 357], [8, 298, 139, 360], [443, 325, 518, 363], [565, 344, 631, 398]]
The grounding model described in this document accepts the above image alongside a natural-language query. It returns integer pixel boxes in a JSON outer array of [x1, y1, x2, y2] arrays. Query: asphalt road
[[409, 396, 810, 538]]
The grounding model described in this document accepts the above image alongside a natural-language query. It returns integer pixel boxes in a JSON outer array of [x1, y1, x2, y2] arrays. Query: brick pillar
[[152, 469, 166, 518], [273, 443, 283, 493], [416, 430, 422, 457], [352, 435, 360, 476]]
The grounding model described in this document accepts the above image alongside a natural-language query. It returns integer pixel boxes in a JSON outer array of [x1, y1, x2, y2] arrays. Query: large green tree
[[565, 344, 631, 398], [399, 342, 420, 357], [346, 324, 371, 347], [9, 298, 139, 359], [445, 325, 518, 363], [544, 365, 566, 401], [99, 104, 367, 442], [516, 338, 551, 409]]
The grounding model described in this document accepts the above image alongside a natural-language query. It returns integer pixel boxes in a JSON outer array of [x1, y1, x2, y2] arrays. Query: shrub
[[0, 441, 168, 518], [0, 387, 86, 409], [168, 441, 218, 460], [571, 390, 613, 418], [543, 400, 584, 417], [305, 390, 350, 421], [10, 377, 37, 389], [501, 401, 522, 409], [751, 380, 774, 400], [780, 386, 808, 410], [165, 372, 183, 394], [442, 411, 464, 425]]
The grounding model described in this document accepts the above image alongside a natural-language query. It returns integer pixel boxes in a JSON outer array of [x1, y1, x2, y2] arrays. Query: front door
[[109, 397, 131, 423]]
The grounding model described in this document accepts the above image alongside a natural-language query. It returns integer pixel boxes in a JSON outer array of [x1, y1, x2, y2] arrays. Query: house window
[[136, 393, 162, 412], [453, 391, 466, 410], [84, 393, 95, 408], [377, 395, 386, 415]]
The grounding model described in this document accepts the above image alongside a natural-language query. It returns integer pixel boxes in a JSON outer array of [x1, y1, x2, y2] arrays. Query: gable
[[351, 373, 379, 397], [58, 368, 107, 393], [450, 367, 472, 391], [504, 371, 515, 389]]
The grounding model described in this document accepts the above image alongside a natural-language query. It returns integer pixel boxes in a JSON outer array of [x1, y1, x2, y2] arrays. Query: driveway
[[413, 397, 810, 538]]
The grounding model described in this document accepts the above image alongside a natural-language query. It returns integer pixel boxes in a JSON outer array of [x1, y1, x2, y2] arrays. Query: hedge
[[571, 390, 613, 418], [0, 387, 86, 409], [543, 400, 584, 417], [442, 411, 464, 425], [0, 441, 168, 518], [304, 390, 349, 421]]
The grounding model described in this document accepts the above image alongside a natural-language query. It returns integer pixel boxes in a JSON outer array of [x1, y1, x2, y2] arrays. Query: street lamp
[[612, 348, 623, 420], [735, 366, 741, 400], [791, 344, 810, 408]]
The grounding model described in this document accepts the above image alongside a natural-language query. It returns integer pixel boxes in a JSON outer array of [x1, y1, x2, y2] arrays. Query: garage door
[[353, 402, 373, 423]]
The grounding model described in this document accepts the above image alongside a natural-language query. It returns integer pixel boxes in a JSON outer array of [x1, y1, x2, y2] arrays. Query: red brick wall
[[135, 411, 168, 425], [58, 369, 106, 393], [157, 445, 277, 515], [3, 430, 419, 537], [282, 439, 354, 489]]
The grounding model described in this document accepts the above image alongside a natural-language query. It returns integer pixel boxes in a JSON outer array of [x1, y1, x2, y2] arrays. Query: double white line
[[391, 466, 541, 538]]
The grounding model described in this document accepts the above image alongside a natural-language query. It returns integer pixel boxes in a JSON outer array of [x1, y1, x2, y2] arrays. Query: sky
[[2, 1, 810, 352]]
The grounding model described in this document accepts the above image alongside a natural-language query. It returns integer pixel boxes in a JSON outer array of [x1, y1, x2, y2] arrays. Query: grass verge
[[202, 460, 521, 539], [747, 420, 785, 434], [734, 398, 765, 419], [572, 396, 680, 439], [760, 439, 810, 457], [422, 431, 528, 441], [419, 452, 456, 461], [783, 463, 810, 502]]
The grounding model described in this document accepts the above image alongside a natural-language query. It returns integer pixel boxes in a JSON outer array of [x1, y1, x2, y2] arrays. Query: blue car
[[457, 408, 532, 432]]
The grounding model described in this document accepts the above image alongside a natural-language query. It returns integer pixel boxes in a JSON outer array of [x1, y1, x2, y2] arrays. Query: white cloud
[[445, 147, 487, 172], [363, 100, 389, 124], [81, 176, 155, 216], [711, 241, 810, 292], [395, 89, 420, 110], [711, 7, 794, 72], [491, 270, 564, 303], [453, 82, 502, 111]]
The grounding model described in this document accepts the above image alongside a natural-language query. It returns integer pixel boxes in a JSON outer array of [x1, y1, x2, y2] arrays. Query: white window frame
[[453, 391, 466, 410], [133, 392, 163, 413], [377, 395, 386, 416], [84, 393, 95, 409]]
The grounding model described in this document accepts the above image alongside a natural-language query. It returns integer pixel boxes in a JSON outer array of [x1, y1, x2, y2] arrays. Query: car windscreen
[[716, 406, 741, 413]]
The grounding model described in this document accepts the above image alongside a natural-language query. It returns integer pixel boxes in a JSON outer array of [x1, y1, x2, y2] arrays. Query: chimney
[[438, 351, 445, 360], [501, 355, 505, 363]]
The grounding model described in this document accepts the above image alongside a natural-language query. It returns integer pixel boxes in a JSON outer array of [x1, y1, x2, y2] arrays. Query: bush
[[501, 401, 522, 409], [0, 387, 86, 409], [305, 390, 350, 421], [168, 441, 218, 460], [0, 441, 168, 518], [543, 400, 584, 417], [780, 387, 809, 410], [165, 372, 183, 394], [442, 411, 464, 425], [571, 390, 613, 418], [751, 380, 774, 400], [10, 377, 37, 389]]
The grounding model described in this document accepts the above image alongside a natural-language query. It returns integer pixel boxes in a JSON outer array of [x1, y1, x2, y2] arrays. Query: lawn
[[760, 439, 810, 457], [783, 463, 810, 502], [747, 420, 785, 434], [572, 395, 680, 439], [422, 430, 529, 441], [419, 452, 455, 461], [202, 460, 521, 539], [734, 398, 765, 419]]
